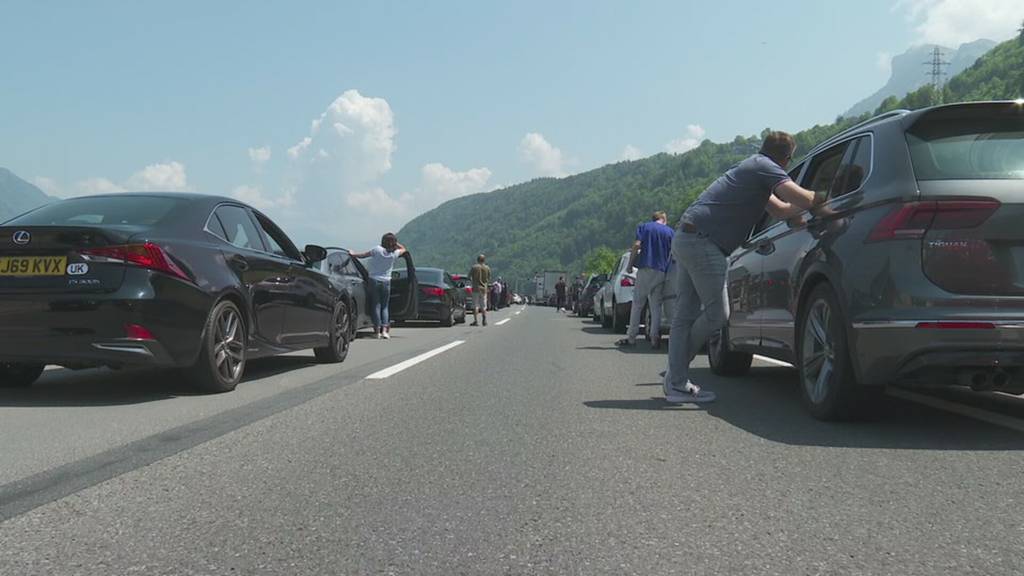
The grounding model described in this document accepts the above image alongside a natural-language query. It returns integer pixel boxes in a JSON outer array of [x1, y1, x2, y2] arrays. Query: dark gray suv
[[708, 101, 1024, 420]]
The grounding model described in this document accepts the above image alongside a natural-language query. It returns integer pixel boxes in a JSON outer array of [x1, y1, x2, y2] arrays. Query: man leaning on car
[[663, 131, 823, 404]]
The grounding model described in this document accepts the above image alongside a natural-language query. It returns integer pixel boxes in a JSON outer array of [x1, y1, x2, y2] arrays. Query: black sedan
[[394, 267, 466, 326], [0, 193, 407, 393]]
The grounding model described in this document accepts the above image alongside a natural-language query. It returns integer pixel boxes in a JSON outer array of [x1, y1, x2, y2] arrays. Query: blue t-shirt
[[680, 154, 791, 255], [634, 221, 675, 273]]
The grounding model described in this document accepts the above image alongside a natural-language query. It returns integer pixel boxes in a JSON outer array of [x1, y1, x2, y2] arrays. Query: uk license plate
[[0, 256, 68, 276]]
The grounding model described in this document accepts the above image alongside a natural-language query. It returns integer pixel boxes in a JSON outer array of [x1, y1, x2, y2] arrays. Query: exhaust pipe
[[992, 369, 1010, 389], [958, 369, 993, 391]]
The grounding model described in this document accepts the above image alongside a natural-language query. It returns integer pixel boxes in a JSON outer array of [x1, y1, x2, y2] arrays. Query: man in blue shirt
[[617, 211, 674, 349], [664, 131, 821, 404]]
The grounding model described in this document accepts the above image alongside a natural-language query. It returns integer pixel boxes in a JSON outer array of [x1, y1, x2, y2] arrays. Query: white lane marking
[[495, 318, 511, 326], [515, 310, 522, 316], [886, 388, 1024, 434], [753, 355, 794, 368], [366, 340, 465, 380]]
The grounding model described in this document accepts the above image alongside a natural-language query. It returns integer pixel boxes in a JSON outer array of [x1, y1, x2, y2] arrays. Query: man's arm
[[394, 242, 407, 256], [774, 180, 819, 211], [350, 249, 371, 258]]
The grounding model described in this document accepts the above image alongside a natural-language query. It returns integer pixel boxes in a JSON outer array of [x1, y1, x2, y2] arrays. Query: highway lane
[[2, 306, 1024, 575]]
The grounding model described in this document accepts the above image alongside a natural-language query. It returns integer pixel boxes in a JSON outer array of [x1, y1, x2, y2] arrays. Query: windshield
[[907, 117, 1024, 180]]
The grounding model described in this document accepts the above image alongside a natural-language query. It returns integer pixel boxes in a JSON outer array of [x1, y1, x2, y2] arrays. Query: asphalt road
[[2, 305, 1024, 575]]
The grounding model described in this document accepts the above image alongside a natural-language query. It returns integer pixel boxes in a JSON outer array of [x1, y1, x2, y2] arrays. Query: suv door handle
[[755, 239, 774, 255], [228, 254, 249, 272]]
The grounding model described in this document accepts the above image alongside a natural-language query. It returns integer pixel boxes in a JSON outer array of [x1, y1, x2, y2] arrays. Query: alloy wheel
[[213, 305, 245, 382], [801, 299, 835, 405], [334, 303, 351, 356]]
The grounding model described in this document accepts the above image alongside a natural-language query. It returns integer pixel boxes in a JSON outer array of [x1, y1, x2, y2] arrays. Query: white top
[[364, 245, 403, 281]]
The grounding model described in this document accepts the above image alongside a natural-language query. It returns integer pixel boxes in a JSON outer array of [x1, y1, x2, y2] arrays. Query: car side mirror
[[303, 244, 327, 263]]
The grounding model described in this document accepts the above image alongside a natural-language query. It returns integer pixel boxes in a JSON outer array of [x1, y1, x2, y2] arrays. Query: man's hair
[[651, 211, 667, 222], [381, 232, 398, 251], [760, 131, 796, 163], [477, 254, 486, 263]]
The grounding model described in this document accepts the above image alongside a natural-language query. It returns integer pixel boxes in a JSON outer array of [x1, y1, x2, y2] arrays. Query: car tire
[[708, 326, 753, 376], [612, 298, 628, 334], [797, 284, 879, 421], [190, 300, 247, 393], [315, 300, 351, 364], [0, 363, 45, 388], [441, 306, 455, 327]]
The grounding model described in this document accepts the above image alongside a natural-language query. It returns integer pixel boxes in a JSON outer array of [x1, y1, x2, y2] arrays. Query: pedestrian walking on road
[[555, 277, 567, 312], [664, 132, 823, 404], [470, 254, 491, 326], [351, 233, 407, 340], [617, 211, 674, 349]]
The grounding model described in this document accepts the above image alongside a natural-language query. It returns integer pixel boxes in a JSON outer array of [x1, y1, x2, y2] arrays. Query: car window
[[214, 205, 265, 252], [7, 196, 183, 227], [831, 136, 871, 199], [252, 212, 302, 261], [802, 142, 850, 198]]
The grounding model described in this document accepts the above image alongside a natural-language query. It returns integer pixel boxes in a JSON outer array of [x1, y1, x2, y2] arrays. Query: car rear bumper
[[415, 300, 449, 321], [0, 273, 210, 368], [851, 320, 1024, 386]]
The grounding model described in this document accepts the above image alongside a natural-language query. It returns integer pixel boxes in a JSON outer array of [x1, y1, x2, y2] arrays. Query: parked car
[[709, 101, 1024, 420], [595, 252, 635, 333], [578, 273, 607, 318], [321, 247, 419, 336], [0, 193, 414, 392], [394, 267, 466, 326]]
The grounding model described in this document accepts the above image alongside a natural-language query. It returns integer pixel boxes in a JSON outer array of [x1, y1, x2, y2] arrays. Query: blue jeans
[[369, 279, 391, 329], [665, 232, 729, 393]]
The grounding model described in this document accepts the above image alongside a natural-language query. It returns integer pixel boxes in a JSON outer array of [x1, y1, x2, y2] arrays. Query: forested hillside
[[399, 36, 1024, 286]]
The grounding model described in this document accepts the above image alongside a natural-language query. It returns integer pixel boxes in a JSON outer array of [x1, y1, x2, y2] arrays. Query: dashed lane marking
[[365, 341, 466, 380], [495, 319, 511, 326]]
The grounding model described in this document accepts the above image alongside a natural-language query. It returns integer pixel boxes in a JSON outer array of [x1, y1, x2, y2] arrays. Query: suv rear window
[[907, 117, 1024, 180], [6, 196, 182, 226]]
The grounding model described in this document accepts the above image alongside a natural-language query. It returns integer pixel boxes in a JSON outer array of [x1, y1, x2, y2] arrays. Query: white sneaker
[[375, 332, 382, 340], [382, 331, 391, 340], [664, 382, 716, 404]]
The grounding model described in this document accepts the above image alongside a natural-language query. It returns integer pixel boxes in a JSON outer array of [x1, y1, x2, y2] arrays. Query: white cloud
[[876, 51, 893, 77], [280, 89, 406, 246], [620, 145, 643, 161], [231, 185, 295, 210], [31, 176, 62, 197], [75, 177, 126, 195], [420, 162, 492, 202], [519, 132, 566, 177], [124, 161, 191, 191], [665, 125, 706, 155], [248, 146, 271, 164], [57, 161, 191, 197], [895, 0, 1022, 45]]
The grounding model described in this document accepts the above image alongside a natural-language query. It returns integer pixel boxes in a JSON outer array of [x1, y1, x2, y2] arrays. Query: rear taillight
[[124, 323, 157, 340], [80, 243, 191, 282], [421, 286, 445, 297], [620, 276, 635, 287], [867, 199, 1000, 242]]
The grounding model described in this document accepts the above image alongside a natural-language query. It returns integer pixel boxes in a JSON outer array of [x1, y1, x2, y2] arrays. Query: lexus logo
[[12, 231, 31, 245]]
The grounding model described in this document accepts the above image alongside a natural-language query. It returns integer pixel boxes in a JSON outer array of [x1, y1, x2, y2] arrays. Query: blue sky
[[1, 0, 1021, 247]]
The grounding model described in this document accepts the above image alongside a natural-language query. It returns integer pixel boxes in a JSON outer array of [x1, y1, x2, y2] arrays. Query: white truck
[[535, 270, 568, 306]]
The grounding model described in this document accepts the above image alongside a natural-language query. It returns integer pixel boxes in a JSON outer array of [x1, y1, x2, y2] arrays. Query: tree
[[1019, 19, 1023, 44], [583, 247, 619, 275]]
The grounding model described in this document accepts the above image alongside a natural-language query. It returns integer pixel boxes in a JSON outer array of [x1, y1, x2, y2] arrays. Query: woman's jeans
[[665, 232, 730, 393], [369, 279, 392, 329]]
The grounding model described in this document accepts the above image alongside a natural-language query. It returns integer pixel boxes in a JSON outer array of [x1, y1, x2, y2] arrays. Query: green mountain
[[0, 168, 53, 223], [399, 36, 1024, 286]]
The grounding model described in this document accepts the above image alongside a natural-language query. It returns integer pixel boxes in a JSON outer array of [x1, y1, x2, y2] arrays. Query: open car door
[[389, 251, 418, 322]]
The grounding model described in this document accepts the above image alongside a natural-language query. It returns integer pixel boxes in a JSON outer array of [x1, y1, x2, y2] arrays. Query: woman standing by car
[[351, 233, 407, 340]]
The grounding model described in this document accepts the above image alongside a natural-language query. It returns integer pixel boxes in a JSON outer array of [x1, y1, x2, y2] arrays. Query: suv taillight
[[620, 276, 635, 287], [867, 199, 1000, 242], [80, 243, 192, 282]]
